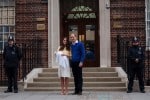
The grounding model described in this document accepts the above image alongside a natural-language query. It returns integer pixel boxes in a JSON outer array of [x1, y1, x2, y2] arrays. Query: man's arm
[[128, 47, 136, 61], [139, 47, 145, 62], [79, 42, 85, 67]]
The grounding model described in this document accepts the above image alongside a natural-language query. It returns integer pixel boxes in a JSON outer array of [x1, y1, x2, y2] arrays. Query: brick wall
[[15, 0, 48, 67], [15, 0, 146, 68], [110, 0, 145, 67]]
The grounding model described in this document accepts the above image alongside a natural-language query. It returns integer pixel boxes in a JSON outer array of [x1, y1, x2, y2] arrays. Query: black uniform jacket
[[128, 46, 145, 68], [3, 45, 22, 68]]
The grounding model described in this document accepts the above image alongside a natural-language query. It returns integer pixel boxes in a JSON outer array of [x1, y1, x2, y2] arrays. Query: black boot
[[14, 90, 18, 93], [127, 90, 132, 93], [140, 90, 145, 93], [4, 89, 12, 93]]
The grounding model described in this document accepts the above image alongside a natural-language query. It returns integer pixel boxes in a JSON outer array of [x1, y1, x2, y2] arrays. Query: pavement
[[0, 91, 150, 100]]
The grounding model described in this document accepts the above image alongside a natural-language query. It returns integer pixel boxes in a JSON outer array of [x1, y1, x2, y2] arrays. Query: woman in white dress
[[55, 37, 71, 95]]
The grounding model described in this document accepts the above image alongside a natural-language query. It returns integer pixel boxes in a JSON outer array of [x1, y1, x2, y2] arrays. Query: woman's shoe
[[61, 91, 65, 95], [64, 92, 68, 95]]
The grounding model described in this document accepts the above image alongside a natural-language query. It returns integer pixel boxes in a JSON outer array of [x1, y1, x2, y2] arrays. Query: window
[[67, 6, 96, 19], [41, 0, 48, 3], [0, 0, 15, 51], [146, 0, 150, 47]]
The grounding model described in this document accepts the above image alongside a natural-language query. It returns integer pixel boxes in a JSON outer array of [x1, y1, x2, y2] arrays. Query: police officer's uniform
[[3, 36, 22, 93], [127, 37, 145, 93]]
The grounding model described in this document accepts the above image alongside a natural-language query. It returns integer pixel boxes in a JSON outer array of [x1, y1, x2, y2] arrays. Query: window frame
[[0, 0, 15, 52], [146, 0, 150, 47]]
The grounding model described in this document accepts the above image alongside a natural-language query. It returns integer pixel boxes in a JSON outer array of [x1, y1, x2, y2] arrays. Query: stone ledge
[[114, 67, 128, 87], [24, 68, 43, 88], [145, 86, 150, 92]]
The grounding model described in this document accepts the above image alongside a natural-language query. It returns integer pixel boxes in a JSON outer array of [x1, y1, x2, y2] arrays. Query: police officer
[[3, 36, 22, 93], [127, 37, 145, 93]]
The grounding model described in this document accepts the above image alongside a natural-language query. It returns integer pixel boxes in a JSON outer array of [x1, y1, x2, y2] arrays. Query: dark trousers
[[5, 67, 18, 91], [128, 64, 144, 91], [71, 61, 83, 93]]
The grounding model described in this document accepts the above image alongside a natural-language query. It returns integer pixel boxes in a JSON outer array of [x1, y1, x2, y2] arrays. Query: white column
[[99, 0, 111, 67], [48, 0, 60, 68]]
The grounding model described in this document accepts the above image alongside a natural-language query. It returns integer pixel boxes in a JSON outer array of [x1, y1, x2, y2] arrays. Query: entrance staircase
[[24, 67, 127, 91]]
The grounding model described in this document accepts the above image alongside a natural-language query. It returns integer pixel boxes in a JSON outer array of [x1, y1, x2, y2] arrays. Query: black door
[[60, 0, 99, 67]]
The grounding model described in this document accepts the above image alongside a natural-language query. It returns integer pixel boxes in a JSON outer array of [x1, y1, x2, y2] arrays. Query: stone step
[[25, 87, 126, 91], [38, 72, 118, 77], [25, 67, 127, 91], [27, 82, 125, 87], [42, 68, 116, 72], [33, 77, 121, 82]]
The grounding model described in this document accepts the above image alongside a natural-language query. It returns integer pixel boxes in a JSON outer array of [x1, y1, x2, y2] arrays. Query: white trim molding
[[48, 0, 60, 68], [99, 0, 111, 67]]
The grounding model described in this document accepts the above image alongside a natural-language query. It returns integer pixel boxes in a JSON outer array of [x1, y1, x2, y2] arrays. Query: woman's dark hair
[[59, 37, 70, 51]]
